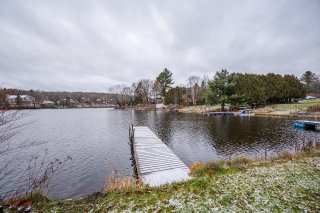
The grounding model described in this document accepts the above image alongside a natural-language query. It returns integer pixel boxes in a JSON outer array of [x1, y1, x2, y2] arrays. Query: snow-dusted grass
[[3, 148, 320, 212], [104, 158, 320, 212], [178, 104, 223, 114]]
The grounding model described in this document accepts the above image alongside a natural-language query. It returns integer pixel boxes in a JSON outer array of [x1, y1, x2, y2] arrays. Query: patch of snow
[[142, 168, 191, 186]]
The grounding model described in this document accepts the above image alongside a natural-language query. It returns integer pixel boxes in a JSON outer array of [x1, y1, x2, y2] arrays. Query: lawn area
[[3, 147, 319, 212], [178, 104, 222, 114], [269, 100, 320, 112], [178, 100, 320, 115], [253, 100, 320, 115]]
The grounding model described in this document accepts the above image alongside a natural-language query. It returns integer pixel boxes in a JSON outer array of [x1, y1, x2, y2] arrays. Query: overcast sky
[[0, 0, 319, 92]]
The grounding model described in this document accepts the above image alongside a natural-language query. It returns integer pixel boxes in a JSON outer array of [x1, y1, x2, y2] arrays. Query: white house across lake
[[5, 94, 35, 106]]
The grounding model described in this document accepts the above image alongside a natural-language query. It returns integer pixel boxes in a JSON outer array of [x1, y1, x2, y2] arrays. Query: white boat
[[239, 109, 255, 116]]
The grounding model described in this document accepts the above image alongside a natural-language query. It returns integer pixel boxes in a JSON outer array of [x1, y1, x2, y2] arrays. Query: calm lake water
[[0, 108, 319, 199]]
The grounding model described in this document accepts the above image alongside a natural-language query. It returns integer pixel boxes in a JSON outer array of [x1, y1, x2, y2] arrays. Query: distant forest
[[106, 69, 319, 109], [0, 69, 319, 109]]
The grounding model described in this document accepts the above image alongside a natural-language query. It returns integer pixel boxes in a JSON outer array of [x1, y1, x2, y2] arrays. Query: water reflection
[[0, 109, 318, 199]]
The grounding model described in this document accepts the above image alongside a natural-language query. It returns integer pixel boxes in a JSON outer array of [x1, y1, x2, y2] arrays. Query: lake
[[0, 108, 319, 199]]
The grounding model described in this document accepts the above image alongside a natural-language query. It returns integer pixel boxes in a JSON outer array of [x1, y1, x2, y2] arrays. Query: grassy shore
[[253, 100, 320, 117], [177, 105, 221, 114], [2, 146, 320, 212], [177, 100, 320, 118]]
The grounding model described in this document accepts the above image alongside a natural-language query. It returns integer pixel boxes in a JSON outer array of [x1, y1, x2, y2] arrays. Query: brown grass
[[306, 104, 320, 112], [105, 171, 143, 191], [189, 161, 202, 172], [190, 156, 253, 177], [272, 151, 294, 161]]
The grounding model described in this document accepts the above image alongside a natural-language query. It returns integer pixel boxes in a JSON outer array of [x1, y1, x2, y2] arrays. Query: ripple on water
[[0, 109, 318, 199]]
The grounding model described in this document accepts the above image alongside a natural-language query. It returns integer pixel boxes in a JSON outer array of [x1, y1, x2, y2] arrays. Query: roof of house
[[306, 92, 317, 97], [6, 95, 35, 100], [42, 100, 54, 104]]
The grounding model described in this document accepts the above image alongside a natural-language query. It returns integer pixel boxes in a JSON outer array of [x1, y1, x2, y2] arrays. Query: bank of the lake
[[177, 100, 320, 118], [3, 147, 319, 212], [2, 108, 320, 199]]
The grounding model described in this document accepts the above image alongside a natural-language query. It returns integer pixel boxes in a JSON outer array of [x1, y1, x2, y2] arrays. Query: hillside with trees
[[1, 69, 317, 110]]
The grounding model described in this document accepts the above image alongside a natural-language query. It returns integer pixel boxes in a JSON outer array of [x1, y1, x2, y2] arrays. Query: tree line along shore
[[1, 69, 319, 111]]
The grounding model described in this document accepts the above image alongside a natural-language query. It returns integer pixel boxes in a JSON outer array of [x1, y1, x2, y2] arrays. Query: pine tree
[[300, 71, 317, 92], [156, 68, 174, 97], [16, 94, 22, 106], [207, 69, 239, 111]]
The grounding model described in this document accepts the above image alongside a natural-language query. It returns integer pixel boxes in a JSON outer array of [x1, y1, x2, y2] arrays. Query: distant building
[[60, 98, 76, 107], [306, 92, 318, 98], [148, 95, 163, 104], [41, 100, 55, 107], [5, 94, 35, 106]]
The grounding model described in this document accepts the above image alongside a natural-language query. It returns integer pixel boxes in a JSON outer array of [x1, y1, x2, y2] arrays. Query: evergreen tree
[[156, 68, 174, 97], [16, 94, 22, 106], [164, 87, 186, 105], [300, 71, 317, 92], [207, 69, 238, 111], [235, 73, 267, 106], [283, 75, 306, 102]]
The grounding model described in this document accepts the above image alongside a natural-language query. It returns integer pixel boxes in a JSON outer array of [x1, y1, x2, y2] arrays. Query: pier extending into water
[[203, 111, 236, 116], [129, 125, 190, 186]]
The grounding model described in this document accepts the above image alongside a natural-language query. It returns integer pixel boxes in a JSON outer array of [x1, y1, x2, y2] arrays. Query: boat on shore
[[239, 109, 255, 116]]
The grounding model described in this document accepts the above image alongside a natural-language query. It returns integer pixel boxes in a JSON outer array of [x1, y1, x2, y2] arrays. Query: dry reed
[[105, 170, 143, 191]]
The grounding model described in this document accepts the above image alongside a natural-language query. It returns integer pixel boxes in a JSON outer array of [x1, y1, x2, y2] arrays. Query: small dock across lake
[[294, 120, 320, 131], [129, 126, 190, 186], [203, 111, 236, 116]]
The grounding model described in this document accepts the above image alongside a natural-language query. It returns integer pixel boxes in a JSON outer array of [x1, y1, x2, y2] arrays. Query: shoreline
[[2, 145, 319, 212], [177, 108, 320, 119], [254, 112, 320, 119], [0, 106, 115, 110]]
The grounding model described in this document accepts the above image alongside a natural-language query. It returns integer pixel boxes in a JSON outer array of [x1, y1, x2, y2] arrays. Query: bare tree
[[131, 79, 155, 104], [141, 79, 154, 104], [0, 110, 39, 198], [122, 86, 134, 106], [108, 85, 128, 108], [201, 75, 209, 91], [0, 110, 71, 201], [188, 75, 201, 105], [152, 81, 162, 104], [0, 110, 31, 156]]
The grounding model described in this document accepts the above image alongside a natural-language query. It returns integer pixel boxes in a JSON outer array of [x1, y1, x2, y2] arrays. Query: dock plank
[[132, 126, 190, 186]]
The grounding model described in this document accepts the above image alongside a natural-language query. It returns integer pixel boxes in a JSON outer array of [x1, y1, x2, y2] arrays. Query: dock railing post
[[129, 124, 139, 178], [129, 124, 135, 143], [132, 124, 134, 139]]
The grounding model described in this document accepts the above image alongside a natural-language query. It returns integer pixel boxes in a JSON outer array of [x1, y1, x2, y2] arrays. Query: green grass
[[2, 148, 320, 212], [180, 100, 320, 115], [178, 104, 225, 113], [259, 100, 320, 112]]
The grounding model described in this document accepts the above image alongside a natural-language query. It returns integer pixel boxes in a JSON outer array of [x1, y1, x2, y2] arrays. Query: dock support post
[[129, 125, 138, 178]]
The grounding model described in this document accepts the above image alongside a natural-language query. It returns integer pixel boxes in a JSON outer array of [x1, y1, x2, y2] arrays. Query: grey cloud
[[0, 0, 319, 91]]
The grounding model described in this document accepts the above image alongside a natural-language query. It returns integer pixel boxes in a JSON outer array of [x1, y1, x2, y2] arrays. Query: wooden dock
[[203, 111, 236, 116], [129, 126, 190, 186], [294, 120, 320, 131]]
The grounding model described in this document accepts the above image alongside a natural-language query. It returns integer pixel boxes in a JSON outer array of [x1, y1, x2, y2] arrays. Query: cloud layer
[[0, 0, 319, 91]]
